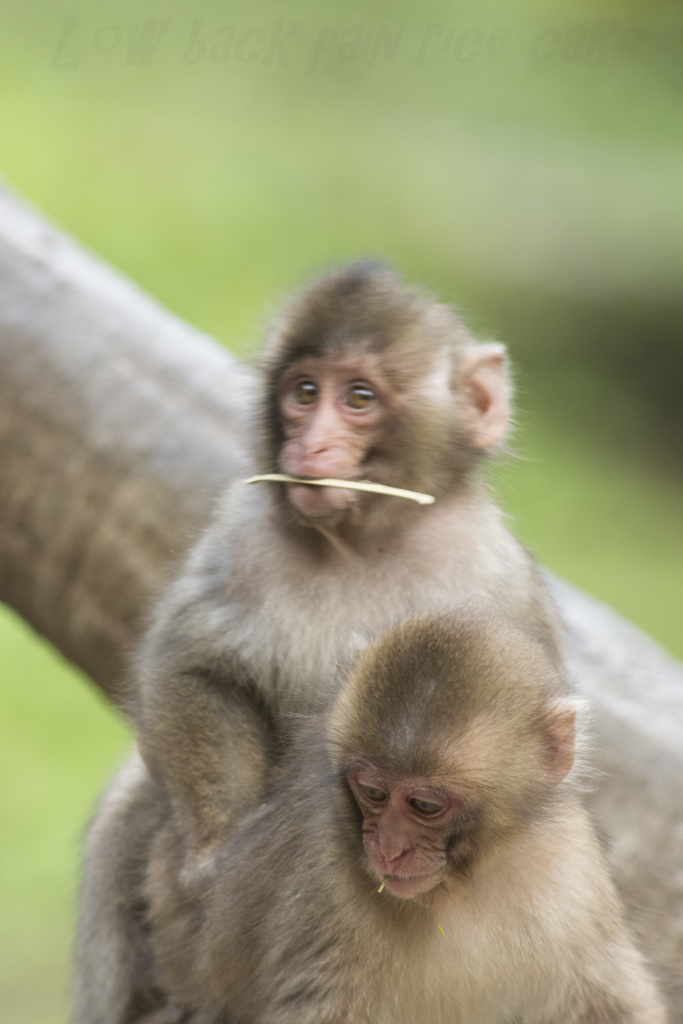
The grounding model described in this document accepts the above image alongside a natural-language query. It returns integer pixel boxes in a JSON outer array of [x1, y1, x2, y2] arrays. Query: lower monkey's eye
[[359, 783, 387, 803], [345, 384, 376, 410], [409, 797, 443, 816], [293, 380, 319, 405]]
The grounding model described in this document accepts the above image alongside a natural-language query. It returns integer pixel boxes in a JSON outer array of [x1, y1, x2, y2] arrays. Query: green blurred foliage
[[0, 0, 681, 1019]]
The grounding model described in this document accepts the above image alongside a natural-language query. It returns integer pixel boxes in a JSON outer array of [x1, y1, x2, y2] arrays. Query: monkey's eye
[[358, 783, 387, 804], [409, 797, 444, 817], [292, 380, 319, 405], [345, 384, 376, 410]]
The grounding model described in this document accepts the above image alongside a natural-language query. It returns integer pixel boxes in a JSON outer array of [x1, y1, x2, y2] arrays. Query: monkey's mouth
[[285, 477, 359, 519], [380, 871, 443, 899]]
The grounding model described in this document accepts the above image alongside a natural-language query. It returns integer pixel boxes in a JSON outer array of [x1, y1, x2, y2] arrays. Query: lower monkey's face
[[348, 773, 460, 900]]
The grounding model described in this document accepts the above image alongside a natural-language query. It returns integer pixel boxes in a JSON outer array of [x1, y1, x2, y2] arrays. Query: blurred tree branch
[[0, 182, 253, 706], [0, 183, 681, 1013]]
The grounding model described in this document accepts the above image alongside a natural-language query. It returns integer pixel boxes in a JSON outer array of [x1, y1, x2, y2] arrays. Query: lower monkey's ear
[[459, 343, 511, 450], [543, 700, 577, 782]]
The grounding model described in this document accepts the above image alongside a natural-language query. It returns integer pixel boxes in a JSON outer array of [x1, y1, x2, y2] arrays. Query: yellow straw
[[246, 474, 435, 506]]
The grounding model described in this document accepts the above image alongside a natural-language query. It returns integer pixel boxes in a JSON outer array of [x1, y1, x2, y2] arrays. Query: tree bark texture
[[0, 183, 680, 1010], [0, 182, 254, 706]]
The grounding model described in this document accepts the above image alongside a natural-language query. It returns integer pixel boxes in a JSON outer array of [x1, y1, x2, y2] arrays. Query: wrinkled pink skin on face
[[278, 357, 387, 520], [348, 773, 460, 901]]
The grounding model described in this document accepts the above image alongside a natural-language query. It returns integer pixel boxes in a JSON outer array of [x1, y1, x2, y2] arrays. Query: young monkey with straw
[[74, 262, 564, 1024]]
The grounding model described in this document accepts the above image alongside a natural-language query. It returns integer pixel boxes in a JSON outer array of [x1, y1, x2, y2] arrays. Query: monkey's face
[[276, 355, 391, 521], [347, 770, 464, 899]]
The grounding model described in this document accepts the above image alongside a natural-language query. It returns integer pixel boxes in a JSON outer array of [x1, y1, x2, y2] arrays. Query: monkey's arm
[[135, 501, 279, 856], [139, 667, 273, 854]]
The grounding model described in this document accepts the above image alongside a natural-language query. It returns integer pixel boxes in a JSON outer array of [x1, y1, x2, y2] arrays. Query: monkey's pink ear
[[544, 701, 576, 782], [459, 343, 510, 449]]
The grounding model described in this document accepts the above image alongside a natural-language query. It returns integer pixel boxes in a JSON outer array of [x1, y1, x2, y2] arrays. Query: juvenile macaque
[[75, 263, 562, 1022], [137, 262, 560, 860], [148, 614, 665, 1024]]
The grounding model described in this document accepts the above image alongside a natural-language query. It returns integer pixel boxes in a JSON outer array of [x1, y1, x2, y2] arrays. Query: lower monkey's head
[[328, 613, 577, 900], [258, 263, 511, 528]]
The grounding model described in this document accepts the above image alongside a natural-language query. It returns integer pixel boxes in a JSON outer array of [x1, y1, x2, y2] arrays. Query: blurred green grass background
[[0, 0, 681, 1020]]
